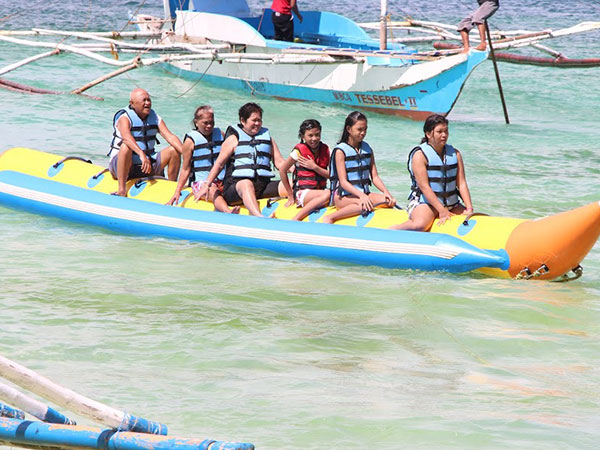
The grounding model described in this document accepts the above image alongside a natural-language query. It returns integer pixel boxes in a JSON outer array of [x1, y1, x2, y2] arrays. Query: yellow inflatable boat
[[1, 147, 599, 280]]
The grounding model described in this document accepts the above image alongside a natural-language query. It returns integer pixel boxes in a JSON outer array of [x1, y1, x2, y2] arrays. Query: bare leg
[[459, 29, 470, 53], [158, 146, 181, 181], [115, 144, 133, 196], [475, 23, 487, 51], [390, 204, 436, 231], [210, 186, 239, 214], [235, 179, 262, 216], [292, 190, 330, 221]]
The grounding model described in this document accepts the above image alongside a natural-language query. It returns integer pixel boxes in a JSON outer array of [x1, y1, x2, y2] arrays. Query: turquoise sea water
[[1, 1, 600, 448]]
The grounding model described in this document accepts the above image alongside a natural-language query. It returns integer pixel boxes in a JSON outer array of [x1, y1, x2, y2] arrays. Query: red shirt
[[271, 0, 292, 15]]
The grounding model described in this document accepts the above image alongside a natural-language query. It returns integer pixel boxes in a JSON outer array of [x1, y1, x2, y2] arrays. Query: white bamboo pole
[[0, 49, 60, 76], [0, 354, 166, 434], [31, 28, 224, 54], [0, 382, 75, 425], [0, 30, 161, 38], [0, 35, 135, 66], [379, 0, 387, 50], [71, 59, 141, 94]]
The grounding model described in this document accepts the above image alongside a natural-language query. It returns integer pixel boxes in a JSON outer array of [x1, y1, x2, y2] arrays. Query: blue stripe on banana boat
[[0, 417, 254, 450], [0, 170, 508, 273]]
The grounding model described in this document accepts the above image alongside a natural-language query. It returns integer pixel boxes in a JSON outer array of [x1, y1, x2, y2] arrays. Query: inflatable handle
[[133, 176, 168, 188], [92, 168, 110, 180], [462, 211, 489, 226], [52, 156, 93, 169]]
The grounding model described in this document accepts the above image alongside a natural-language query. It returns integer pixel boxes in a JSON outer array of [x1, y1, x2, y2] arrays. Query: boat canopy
[[164, 0, 251, 20]]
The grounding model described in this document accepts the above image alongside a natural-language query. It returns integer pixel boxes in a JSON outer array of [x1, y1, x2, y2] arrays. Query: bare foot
[[322, 215, 334, 224], [475, 43, 486, 51], [230, 206, 241, 214], [111, 191, 127, 197], [460, 46, 470, 54]]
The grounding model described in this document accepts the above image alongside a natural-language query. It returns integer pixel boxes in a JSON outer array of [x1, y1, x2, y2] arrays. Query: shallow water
[[1, 1, 600, 449]]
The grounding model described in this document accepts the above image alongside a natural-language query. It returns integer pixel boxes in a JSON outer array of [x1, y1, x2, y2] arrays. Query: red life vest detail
[[293, 142, 330, 192]]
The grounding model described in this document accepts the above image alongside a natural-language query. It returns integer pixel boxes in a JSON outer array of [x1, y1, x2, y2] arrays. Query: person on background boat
[[278, 119, 331, 221], [323, 111, 396, 224], [193, 102, 285, 217], [108, 88, 182, 197], [271, 0, 303, 42], [167, 105, 239, 213], [390, 114, 473, 231], [457, 0, 499, 53]]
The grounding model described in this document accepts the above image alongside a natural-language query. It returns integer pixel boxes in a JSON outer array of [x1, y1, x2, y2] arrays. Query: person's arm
[[290, 0, 302, 22], [296, 155, 329, 179], [369, 154, 396, 206], [158, 120, 183, 154], [116, 115, 152, 173], [270, 138, 285, 170], [412, 150, 452, 223], [167, 136, 193, 205], [455, 150, 473, 213], [194, 134, 238, 201], [278, 155, 296, 207]]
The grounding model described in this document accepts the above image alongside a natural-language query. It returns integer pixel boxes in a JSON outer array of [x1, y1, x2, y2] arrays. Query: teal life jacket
[[330, 141, 372, 197], [408, 142, 459, 207], [109, 106, 160, 165], [185, 128, 225, 183], [230, 125, 274, 179]]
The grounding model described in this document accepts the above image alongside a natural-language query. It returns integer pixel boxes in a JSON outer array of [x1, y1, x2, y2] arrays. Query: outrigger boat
[[132, 0, 488, 120], [1, 147, 599, 281]]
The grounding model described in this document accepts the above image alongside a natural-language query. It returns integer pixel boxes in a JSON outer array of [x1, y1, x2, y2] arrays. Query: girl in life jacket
[[323, 111, 396, 224], [193, 102, 285, 217], [278, 119, 331, 221], [167, 106, 239, 213], [390, 114, 473, 231]]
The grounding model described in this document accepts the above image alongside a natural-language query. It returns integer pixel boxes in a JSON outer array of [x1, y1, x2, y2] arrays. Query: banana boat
[[1, 147, 599, 280]]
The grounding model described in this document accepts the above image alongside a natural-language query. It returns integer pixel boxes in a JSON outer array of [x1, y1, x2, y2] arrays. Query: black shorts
[[272, 12, 294, 42], [223, 177, 279, 205]]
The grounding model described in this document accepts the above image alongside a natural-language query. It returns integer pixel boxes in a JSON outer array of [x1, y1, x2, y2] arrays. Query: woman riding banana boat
[[0, 89, 599, 280]]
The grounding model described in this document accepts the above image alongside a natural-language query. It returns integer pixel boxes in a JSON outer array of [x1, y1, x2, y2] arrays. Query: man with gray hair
[[457, 0, 499, 53], [108, 88, 183, 196]]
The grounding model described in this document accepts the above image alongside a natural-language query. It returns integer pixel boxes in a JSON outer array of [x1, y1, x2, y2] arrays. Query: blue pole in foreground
[[0, 417, 255, 450], [0, 403, 25, 420]]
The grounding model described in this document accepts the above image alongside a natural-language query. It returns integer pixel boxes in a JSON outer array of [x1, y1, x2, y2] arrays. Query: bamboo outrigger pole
[[379, 0, 387, 50], [485, 20, 510, 124]]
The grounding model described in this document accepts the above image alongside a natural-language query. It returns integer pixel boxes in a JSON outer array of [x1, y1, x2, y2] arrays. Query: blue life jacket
[[185, 128, 224, 183], [230, 125, 274, 179], [109, 106, 160, 165], [408, 142, 459, 207], [330, 141, 372, 197]]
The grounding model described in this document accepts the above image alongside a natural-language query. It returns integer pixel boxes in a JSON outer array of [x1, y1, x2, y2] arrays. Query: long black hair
[[298, 119, 322, 142], [338, 111, 367, 144], [421, 114, 448, 144]]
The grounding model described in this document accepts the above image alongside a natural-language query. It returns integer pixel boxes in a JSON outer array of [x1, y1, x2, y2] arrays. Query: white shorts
[[295, 189, 311, 207]]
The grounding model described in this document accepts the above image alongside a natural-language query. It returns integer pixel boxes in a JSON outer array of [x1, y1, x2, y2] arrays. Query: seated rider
[[167, 105, 239, 213], [323, 111, 396, 224], [108, 88, 182, 197], [193, 102, 285, 217], [391, 114, 473, 231], [278, 119, 330, 221]]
